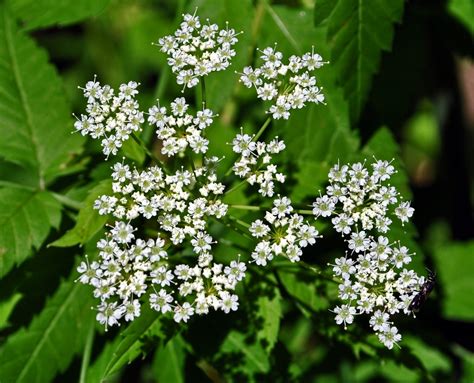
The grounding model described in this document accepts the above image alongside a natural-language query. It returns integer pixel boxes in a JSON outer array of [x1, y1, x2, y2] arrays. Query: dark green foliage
[[0, 0, 472, 382]]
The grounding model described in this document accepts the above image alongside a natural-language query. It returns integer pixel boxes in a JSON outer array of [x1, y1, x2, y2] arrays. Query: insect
[[409, 269, 436, 312]]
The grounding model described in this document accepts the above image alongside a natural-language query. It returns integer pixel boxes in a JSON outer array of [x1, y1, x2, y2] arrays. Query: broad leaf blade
[[153, 335, 186, 383], [314, 0, 404, 122], [0, 185, 61, 277], [0, 268, 95, 383], [433, 241, 474, 321], [0, 6, 83, 187], [8, 0, 111, 31]]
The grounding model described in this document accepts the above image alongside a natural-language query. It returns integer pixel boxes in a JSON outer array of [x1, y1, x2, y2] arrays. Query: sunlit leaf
[[0, 185, 61, 277], [8, 0, 111, 31], [0, 6, 83, 188]]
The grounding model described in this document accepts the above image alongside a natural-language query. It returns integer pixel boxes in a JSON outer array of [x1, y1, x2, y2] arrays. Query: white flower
[[239, 46, 326, 119], [96, 302, 124, 330], [395, 201, 414, 224], [173, 302, 195, 323], [333, 304, 356, 329], [378, 326, 402, 349]]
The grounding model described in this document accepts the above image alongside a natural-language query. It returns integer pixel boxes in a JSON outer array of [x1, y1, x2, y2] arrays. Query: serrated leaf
[[314, 0, 404, 122], [88, 306, 171, 381], [0, 6, 83, 188], [7, 0, 111, 31], [0, 266, 95, 383], [153, 335, 186, 383], [50, 181, 111, 248], [0, 185, 61, 277], [219, 330, 270, 375], [432, 241, 474, 321], [256, 290, 281, 353]]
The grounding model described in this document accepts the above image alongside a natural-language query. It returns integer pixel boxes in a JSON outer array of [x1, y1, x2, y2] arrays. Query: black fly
[[409, 270, 436, 312]]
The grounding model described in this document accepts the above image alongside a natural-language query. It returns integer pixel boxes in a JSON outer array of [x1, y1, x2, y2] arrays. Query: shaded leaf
[[153, 335, 186, 383], [256, 289, 281, 353], [314, 0, 404, 122], [50, 181, 111, 248], [8, 0, 111, 31], [87, 306, 170, 381], [219, 330, 270, 375], [0, 185, 61, 277], [0, 6, 83, 188], [432, 241, 474, 321], [0, 266, 95, 383]]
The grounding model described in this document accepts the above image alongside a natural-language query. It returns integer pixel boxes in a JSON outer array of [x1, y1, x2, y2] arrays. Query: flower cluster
[[75, 78, 144, 157], [312, 159, 414, 233], [77, 158, 250, 327], [232, 132, 286, 197], [314, 159, 423, 349], [239, 46, 326, 119], [249, 196, 320, 266], [156, 12, 239, 89], [147, 97, 216, 157]]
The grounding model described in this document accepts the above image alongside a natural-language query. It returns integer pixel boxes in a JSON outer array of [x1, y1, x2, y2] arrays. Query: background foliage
[[0, 0, 473, 382]]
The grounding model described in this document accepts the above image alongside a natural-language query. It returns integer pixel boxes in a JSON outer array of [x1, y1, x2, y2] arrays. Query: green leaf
[[313, 0, 337, 25], [121, 138, 145, 165], [405, 336, 452, 374], [432, 241, 474, 321], [278, 269, 330, 315], [7, 0, 111, 31], [0, 6, 83, 188], [0, 185, 61, 277], [279, 84, 358, 201], [219, 330, 270, 374], [448, 0, 474, 35], [88, 307, 171, 381], [153, 335, 186, 383], [256, 290, 281, 353], [188, 0, 254, 112], [0, 266, 95, 383], [50, 181, 111, 248], [314, 0, 404, 122], [0, 292, 22, 331]]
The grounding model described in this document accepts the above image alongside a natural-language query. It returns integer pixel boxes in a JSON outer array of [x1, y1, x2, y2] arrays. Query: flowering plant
[[2, 2, 467, 382], [74, 13, 425, 352]]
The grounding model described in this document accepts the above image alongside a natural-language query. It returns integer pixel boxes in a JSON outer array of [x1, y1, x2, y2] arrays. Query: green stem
[[79, 323, 95, 383], [253, 116, 272, 141], [229, 204, 314, 216], [131, 133, 168, 173], [224, 179, 248, 196], [201, 77, 207, 109]]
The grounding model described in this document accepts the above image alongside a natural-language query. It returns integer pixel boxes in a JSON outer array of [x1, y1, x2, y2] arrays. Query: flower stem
[[224, 179, 248, 196], [201, 77, 207, 109], [253, 116, 272, 141], [229, 204, 313, 215], [79, 323, 95, 383], [131, 132, 168, 173]]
